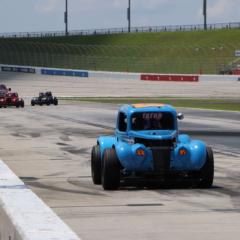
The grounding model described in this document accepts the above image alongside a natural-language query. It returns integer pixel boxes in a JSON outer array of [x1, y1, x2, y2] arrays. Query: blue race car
[[91, 103, 214, 190]]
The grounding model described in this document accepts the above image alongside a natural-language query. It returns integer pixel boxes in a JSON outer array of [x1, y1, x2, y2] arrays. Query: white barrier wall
[[199, 74, 240, 81], [0, 160, 81, 240], [88, 70, 140, 80], [0, 64, 240, 82]]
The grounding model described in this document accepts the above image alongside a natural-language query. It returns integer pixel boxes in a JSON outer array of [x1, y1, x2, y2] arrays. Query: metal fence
[[0, 22, 240, 39], [0, 40, 240, 74]]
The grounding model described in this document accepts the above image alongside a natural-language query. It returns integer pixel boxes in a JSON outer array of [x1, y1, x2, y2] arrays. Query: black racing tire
[[31, 101, 35, 106], [46, 102, 50, 106], [21, 101, 24, 108], [91, 145, 102, 185], [16, 104, 19, 108], [54, 98, 58, 105], [198, 147, 214, 188], [39, 102, 43, 106], [102, 148, 121, 190]]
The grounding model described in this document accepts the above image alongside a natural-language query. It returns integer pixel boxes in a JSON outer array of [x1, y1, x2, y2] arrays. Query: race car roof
[[132, 103, 166, 108]]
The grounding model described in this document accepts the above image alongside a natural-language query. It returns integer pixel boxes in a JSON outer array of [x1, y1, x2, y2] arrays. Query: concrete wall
[[0, 160, 81, 240], [1, 64, 239, 82], [0, 207, 22, 240], [199, 74, 240, 81]]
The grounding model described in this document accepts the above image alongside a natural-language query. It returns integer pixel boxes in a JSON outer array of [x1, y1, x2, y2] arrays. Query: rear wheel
[[102, 148, 121, 190], [91, 145, 102, 185], [198, 147, 214, 188], [21, 101, 24, 108], [54, 98, 58, 105]]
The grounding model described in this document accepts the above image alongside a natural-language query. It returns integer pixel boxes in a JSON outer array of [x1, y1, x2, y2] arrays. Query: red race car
[[0, 95, 7, 108], [5, 92, 24, 108]]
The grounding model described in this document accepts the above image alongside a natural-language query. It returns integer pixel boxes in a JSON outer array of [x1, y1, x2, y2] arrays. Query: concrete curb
[[0, 159, 81, 240], [0, 64, 240, 82]]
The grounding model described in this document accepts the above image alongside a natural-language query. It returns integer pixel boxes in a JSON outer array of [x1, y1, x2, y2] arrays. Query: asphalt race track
[[1, 71, 240, 98], [0, 101, 240, 240]]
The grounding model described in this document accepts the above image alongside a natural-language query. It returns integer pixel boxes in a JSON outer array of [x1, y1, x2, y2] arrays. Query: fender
[[172, 140, 207, 171], [115, 142, 153, 171], [97, 136, 116, 159]]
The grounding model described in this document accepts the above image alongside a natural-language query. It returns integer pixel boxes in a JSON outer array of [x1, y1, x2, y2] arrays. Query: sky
[[0, 0, 239, 33]]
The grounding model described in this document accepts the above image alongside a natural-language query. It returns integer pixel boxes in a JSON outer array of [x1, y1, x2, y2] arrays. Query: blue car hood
[[129, 130, 177, 140]]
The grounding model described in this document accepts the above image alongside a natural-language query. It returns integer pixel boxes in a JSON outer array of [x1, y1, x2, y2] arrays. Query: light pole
[[127, 0, 131, 32], [203, 0, 207, 30], [64, 0, 68, 35]]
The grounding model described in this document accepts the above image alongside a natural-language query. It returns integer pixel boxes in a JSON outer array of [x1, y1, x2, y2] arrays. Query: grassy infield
[[61, 97, 240, 112]]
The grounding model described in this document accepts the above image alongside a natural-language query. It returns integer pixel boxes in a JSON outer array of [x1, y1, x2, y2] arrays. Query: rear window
[[131, 112, 174, 130]]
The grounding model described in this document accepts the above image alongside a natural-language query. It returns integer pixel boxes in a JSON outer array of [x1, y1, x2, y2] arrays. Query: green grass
[[1, 29, 240, 73], [60, 97, 240, 112]]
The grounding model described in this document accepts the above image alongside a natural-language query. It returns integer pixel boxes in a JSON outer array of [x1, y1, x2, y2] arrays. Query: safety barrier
[[199, 74, 240, 81], [41, 68, 88, 77], [0, 64, 239, 82], [88, 70, 139, 80], [1, 65, 36, 74], [0, 160, 81, 240], [141, 74, 199, 82]]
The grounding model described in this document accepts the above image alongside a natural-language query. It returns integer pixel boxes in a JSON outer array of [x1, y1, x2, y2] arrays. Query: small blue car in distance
[[91, 103, 214, 190]]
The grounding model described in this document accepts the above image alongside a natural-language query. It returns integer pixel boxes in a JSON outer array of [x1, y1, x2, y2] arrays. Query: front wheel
[[198, 147, 214, 188], [91, 145, 102, 185], [102, 148, 121, 190]]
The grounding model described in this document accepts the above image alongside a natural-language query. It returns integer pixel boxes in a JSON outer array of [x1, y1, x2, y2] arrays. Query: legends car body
[[0, 93, 7, 108], [5, 92, 24, 108], [91, 103, 214, 190], [31, 92, 58, 106]]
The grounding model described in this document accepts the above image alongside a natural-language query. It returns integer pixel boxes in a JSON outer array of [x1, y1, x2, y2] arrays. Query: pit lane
[[0, 102, 240, 240]]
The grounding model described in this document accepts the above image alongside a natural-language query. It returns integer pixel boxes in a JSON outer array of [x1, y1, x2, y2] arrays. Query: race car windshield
[[131, 112, 174, 130]]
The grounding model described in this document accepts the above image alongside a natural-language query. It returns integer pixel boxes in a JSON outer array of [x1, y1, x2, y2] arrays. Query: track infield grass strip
[[60, 97, 240, 112]]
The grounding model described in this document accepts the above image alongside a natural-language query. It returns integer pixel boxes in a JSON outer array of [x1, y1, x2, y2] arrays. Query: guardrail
[[0, 22, 240, 38]]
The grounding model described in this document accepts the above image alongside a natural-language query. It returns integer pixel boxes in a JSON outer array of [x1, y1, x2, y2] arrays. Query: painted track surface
[[0, 102, 240, 240]]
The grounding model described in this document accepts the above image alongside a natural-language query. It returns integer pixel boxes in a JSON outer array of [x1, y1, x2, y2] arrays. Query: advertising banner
[[1, 66, 35, 74], [41, 68, 88, 77]]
